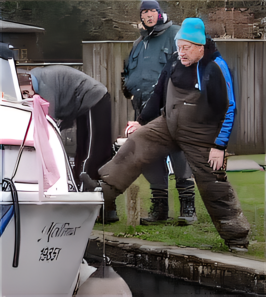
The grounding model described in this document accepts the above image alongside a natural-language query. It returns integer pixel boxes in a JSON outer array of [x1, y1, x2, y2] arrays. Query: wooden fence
[[83, 40, 266, 155], [215, 39, 266, 155], [83, 41, 134, 142]]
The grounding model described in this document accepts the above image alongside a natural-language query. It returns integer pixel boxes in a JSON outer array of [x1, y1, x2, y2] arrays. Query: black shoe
[[176, 178, 197, 225], [226, 239, 249, 252], [227, 244, 248, 252], [140, 191, 168, 225], [97, 209, 119, 224], [140, 217, 161, 225], [140, 216, 173, 226], [105, 210, 119, 223], [178, 213, 197, 226]]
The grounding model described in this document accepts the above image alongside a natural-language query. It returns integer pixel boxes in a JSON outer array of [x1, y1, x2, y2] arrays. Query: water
[[85, 242, 259, 297], [113, 264, 257, 297]]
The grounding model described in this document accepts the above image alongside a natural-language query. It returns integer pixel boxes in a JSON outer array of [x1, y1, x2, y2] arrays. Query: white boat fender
[[79, 258, 97, 287], [75, 264, 132, 297]]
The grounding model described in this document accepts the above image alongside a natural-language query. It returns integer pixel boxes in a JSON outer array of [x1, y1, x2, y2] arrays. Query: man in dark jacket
[[123, 0, 184, 224], [19, 66, 113, 195], [85, 18, 250, 251], [123, 0, 179, 115]]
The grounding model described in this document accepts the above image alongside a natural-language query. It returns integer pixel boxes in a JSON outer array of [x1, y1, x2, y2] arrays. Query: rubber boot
[[140, 189, 168, 225], [79, 173, 120, 223], [225, 238, 249, 252], [80, 172, 99, 191], [176, 178, 197, 225]]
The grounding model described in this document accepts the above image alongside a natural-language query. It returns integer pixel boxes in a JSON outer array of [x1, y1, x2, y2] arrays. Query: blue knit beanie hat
[[174, 18, 206, 45]]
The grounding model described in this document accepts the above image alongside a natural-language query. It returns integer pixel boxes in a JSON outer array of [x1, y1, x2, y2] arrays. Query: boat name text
[[38, 222, 81, 242]]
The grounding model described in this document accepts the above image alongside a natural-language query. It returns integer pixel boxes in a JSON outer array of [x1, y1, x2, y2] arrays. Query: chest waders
[[174, 55, 235, 225], [165, 80, 249, 249], [166, 79, 199, 225]]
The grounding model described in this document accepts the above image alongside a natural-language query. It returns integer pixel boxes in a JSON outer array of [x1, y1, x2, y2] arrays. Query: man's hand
[[125, 121, 141, 136], [208, 148, 224, 171]]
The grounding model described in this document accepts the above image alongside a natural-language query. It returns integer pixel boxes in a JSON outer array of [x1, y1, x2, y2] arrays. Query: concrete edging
[[86, 230, 266, 296]]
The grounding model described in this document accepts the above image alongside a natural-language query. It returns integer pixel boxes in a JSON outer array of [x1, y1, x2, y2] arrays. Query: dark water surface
[[86, 240, 260, 297], [113, 264, 258, 297]]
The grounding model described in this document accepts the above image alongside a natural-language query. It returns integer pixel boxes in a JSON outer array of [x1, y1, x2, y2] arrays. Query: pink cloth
[[33, 95, 60, 191]]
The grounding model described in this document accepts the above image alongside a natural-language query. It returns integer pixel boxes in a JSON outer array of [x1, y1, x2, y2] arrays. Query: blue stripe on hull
[[0, 205, 14, 237]]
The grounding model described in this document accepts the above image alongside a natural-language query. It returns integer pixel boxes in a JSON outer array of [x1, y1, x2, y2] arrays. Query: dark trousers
[[141, 150, 192, 191], [142, 158, 168, 190], [170, 150, 192, 179], [137, 118, 192, 191], [74, 93, 112, 182], [99, 115, 250, 244]]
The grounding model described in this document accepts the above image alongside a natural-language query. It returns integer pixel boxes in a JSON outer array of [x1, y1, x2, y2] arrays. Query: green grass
[[94, 154, 265, 261]]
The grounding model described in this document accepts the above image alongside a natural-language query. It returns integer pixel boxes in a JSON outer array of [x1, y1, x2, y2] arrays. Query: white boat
[[0, 43, 131, 297]]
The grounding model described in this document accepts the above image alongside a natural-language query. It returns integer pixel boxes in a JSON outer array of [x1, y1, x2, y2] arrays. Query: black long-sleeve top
[[137, 53, 229, 149]]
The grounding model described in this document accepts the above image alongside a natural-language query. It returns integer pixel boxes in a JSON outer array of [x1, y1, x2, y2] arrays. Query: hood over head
[[140, 0, 168, 31]]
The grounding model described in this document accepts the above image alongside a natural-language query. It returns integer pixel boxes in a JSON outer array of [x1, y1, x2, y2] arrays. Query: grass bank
[[94, 155, 265, 261]]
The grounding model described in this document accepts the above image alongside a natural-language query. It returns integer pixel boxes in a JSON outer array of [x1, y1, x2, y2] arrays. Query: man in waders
[[83, 18, 250, 251], [135, 34, 236, 225]]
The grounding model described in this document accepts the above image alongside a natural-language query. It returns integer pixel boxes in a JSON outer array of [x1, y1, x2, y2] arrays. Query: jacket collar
[[140, 21, 172, 38]]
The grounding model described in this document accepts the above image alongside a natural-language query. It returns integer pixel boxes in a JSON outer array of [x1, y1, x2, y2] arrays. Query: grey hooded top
[[31, 65, 107, 130]]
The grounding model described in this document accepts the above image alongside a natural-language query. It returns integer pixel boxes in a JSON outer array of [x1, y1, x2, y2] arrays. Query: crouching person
[[18, 66, 113, 206]]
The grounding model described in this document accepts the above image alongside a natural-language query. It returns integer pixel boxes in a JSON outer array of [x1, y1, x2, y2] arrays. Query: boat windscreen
[[0, 43, 14, 60], [0, 105, 33, 146], [0, 58, 22, 101]]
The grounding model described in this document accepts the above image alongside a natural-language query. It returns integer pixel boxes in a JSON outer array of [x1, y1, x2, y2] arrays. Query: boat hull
[[1, 202, 101, 297]]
